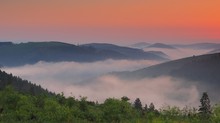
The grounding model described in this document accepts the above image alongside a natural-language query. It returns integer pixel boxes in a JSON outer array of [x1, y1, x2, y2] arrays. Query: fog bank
[[3, 59, 200, 107]]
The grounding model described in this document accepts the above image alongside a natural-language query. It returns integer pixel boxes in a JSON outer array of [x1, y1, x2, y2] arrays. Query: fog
[[143, 47, 211, 60], [3, 59, 201, 108], [3, 59, 159, 84], [63, 75, 199, 108]]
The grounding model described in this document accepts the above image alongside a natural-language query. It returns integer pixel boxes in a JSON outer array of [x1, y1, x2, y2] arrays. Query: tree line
[[0, 70, 54, 96], [0, 70, 219, 122], [0, 86, 219, 123]]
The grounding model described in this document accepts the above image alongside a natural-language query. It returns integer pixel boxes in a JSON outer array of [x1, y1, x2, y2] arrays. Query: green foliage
[[0, 87, 219, 123], [101, 98, 133, 122], [121, 96, 130, 102], [211, 104, 220, 122]]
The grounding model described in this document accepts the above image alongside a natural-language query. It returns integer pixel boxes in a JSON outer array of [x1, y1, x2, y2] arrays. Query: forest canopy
[[0, 70, 220, 122]]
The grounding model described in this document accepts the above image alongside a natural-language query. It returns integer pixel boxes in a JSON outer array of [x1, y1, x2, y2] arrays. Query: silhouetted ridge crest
[[0, 69, 54, 96]]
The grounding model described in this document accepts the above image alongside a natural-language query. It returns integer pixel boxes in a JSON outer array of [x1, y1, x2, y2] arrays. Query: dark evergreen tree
[[0, 70, 53, 96], [134, 98, 142, 111], [198, 92, 211, 118], [149, 103, 155, 112], [144, 104, 148, 111]]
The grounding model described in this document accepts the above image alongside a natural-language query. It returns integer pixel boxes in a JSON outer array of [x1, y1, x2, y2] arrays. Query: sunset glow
[[1, 0, 220, 44]]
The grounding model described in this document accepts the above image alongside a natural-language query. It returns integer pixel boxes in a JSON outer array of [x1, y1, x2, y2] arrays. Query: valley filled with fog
[[2, 60, 199, 108], [1, 1, 220, 122], [3, 44, 215, 108]]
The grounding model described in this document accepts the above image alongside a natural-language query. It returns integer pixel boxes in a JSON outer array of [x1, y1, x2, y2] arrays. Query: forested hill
[[0, 41, 167, 67], [0, 71, 220, 123], [114, 53, 220, 82], [113, 53, 220, 102], [0, 70, 53, 96]]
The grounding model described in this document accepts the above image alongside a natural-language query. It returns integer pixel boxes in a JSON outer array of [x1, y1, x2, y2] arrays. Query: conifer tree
[[199, 92, 211, 118], [134, 98, 142, 111], [149, 103, 155, 112]]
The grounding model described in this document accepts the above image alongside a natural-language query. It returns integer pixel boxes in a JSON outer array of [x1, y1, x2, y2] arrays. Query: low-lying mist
[[3, 59, 200, 108], [143, 47, 210, 60], [3, 59, 159, 84], [68, 75, 199, 108]]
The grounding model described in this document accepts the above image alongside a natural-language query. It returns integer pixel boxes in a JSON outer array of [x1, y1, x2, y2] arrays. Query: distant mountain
[[147, 43, 176, 49], [208, 49, 220, 54], [0, 69, 53, 96], [0, 42, 168, 67], [146, 51, 170, 59], [81, 43, 145, 54], [81, 43, 168, 60], [113, 53, 220, 101], [0, 42, 13, 46], [174, 43, 220, 50], [129, 42, 151, 49], [120, 53, 220, 79]]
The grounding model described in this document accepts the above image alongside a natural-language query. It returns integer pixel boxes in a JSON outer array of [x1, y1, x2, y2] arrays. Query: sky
[[0, 0, 220, 44]]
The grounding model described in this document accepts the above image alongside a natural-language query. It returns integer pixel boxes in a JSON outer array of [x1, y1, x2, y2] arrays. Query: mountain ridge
[[0, 41, 168, 67], [112, 53, 220, 102], [0, 69, 53, 96], [147, 43, 176, 49]]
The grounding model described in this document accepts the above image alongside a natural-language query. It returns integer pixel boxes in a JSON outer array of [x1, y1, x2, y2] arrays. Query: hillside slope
[[174, 43, 220, 50], [147, 43, 176, 49], [0, 42, 167, 67], [0, 70, 53, 96], [114, 53, 220, 101], [81, 43, 168, 60]]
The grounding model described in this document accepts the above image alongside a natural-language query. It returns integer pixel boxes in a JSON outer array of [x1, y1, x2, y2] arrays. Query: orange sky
[[0, 0, 220, 44]]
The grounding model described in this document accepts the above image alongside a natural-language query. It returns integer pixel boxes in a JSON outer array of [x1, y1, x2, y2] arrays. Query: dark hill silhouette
[[129, 42, 151, 49], [147, 43, 176, 49], [0, 69, 53, 96], [208, 49, 220, 54], [0, 42, 13, 47], [81, 43, 168, 60], [174, 43, 220, 50], [113, 53, 220, 102], [115, 53, 220, 79], [0, 42, 168, 67]]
